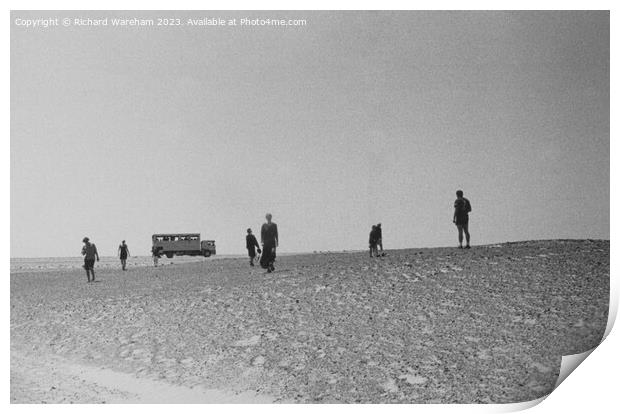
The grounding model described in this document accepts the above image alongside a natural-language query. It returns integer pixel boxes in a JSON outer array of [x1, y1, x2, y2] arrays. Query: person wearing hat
[[118, 240, 130, 271], [245, 228, 261, 267], [81, 237, 100, 282]]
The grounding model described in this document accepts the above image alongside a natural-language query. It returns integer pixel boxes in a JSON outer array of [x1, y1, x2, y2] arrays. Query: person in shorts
[[246, 228, 261, 267], [118, 240, 130, 271], [453, 190, 472, 249], [81, 237, 100, 282]]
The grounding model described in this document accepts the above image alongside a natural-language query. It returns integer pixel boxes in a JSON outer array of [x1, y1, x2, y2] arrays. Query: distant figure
[[369, 225, 379, 257], [81, 237, 100, 282], [376, 223, 385, 255], [246, 228, 261, 267], [118, 240, 130, 271], [152, 246, 161, 267], [260, 213, 278, 272], [453, 190, 472, 249]]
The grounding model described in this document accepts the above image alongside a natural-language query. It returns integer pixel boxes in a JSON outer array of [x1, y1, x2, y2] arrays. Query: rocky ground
[[10, 240, 609, 403]]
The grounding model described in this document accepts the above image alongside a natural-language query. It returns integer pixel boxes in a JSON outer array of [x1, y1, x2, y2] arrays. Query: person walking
[[81, 237, 100, 282], [246, 228, 261, 267], [118, 240, 130, 271], [453, 190, 472, 249], [260, 213, 278, 273]]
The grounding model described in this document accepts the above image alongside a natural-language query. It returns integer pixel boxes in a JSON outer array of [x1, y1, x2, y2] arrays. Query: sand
[[10, 240, 609, 403]]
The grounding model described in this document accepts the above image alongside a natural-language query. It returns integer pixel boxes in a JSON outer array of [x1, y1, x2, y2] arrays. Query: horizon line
[[9, 238, 609, 260]]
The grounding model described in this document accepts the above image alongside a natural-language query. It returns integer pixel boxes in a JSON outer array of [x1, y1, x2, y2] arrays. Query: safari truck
[[152, 233, 216, 258]]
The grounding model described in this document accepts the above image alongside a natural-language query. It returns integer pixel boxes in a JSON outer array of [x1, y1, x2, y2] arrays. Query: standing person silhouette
[[81, 237, 100, 282], [246, 228, 261, 267], [260, 213, 278, 273], [376, 223, 384, 255], [118, 240, 130, 271], [453, 190, 472, 249], [152, 246, 161, 267], [369, 225, 379, 257]]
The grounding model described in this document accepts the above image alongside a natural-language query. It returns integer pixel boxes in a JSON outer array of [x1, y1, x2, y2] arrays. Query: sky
[[10, 10, 609, 257]]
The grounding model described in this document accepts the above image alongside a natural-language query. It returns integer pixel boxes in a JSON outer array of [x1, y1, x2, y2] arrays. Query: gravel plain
[[11, 240, 609, 403]]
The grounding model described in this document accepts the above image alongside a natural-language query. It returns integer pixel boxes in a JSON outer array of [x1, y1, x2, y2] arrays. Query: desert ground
[[10, 240, 609, 403]]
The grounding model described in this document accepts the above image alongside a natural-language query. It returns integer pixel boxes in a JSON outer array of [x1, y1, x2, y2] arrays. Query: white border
[[5, 2, 616, 413]]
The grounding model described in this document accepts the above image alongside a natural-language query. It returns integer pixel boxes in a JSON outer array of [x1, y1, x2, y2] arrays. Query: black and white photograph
[[9, 5, 612, 407]]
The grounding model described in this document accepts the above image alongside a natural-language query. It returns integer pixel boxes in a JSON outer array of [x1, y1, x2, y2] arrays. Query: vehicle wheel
[[203, 250, 211, 257], [166, 253, 174, 259]]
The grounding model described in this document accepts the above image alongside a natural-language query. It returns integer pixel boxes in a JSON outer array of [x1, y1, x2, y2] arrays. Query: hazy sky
[[11, 11, 609, 257]]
